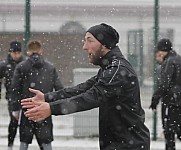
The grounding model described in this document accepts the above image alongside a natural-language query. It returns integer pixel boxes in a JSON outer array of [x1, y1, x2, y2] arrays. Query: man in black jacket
[[0, 41, 25, 150], [150, 38, 181, 150], [11, 40, 63, 150], [21, 23, 150, 150]]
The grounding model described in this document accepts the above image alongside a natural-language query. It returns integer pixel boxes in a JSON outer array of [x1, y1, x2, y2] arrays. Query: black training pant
[[8, 101, 18, 146], [162, 104, 181, 150]]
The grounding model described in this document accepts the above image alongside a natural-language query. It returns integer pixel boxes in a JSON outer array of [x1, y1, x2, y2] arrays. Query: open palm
[[21, 88, 45, 109]]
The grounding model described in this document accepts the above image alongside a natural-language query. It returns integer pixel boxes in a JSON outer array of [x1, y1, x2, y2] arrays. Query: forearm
[[49, 88, 100, 115], [152, 85, 166, 104], [45, 76, 96, 102]]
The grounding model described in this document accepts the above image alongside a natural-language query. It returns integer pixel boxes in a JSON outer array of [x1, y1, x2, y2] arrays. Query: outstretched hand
[[21, 88, 45, 109], [21, 88, 51, 122], [24, 100, 51, 122]]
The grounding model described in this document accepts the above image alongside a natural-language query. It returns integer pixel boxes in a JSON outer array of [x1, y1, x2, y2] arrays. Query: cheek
[[15, 55, 20, 58], [92, 42, 102, 51], [88, 45, 98, 54]]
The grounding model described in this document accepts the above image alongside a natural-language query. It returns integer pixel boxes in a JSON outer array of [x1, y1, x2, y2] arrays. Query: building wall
[[0, 1, 181, 50], [0, 32, 94, 86]]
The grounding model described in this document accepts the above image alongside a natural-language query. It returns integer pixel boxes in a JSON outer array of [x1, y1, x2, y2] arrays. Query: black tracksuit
[[44, 47, 150, 150], [0, 54, 25, 146], [11, 53, 63, 145], [151, 50, 181, 150]]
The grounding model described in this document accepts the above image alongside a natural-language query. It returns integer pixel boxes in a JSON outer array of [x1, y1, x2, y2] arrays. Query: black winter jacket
[[152, 50, 181, 107], [0, 54, 25, 100], [45, 47, 150, 150], [11, 53, 63, 111], [11, 53, 63, 144]]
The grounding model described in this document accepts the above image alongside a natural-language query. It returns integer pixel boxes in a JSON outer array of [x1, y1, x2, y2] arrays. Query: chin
[[92, 61, 100, 66], [89, 57, 100, 65]]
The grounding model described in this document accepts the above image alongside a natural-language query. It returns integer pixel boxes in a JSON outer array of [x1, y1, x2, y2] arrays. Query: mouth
[[88, 53, 93, 58]]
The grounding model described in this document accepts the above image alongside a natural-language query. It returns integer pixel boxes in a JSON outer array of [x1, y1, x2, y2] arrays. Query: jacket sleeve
[[53, 68, 64, 90], [45, 75, 97, 102], [0, 61, 6, 79], [0, 61, 6, 100], [0, 79, 2, 100], [49, 65, 131, 115], [11, 65, 23, 111], [151, 58, 174, 104]]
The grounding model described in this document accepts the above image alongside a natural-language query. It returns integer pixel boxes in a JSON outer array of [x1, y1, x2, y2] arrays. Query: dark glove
[[149, 102, 157, 110], [149, 98, 160, 110]]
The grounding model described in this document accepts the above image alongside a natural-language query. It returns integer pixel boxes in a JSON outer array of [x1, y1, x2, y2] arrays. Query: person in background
[[0, 41, 25, 150], [21, 23, 150, 150], [150, 38, 181, 150], [11, 40, 63, 150]]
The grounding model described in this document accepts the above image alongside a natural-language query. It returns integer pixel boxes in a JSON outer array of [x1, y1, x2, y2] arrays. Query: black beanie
[[157, 38, 172, 52], [86, 23, 119, 49], [9, 41, 22, 52]]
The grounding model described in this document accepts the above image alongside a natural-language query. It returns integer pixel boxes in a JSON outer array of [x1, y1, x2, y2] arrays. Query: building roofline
[[0, 4, 181, 17]]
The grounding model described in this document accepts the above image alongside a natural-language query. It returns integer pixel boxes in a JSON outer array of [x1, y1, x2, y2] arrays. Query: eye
[[87, 39, 94, 43]]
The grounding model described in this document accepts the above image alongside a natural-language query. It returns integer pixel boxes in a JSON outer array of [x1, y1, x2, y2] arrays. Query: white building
[[0, 0, 181, 82], [0, 0, 181, 50]]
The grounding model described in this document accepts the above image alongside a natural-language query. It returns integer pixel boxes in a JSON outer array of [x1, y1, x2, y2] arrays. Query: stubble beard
[[89, 46, 103, 66]]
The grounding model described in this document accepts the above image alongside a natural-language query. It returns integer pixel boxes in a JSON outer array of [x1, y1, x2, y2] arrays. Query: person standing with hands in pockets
[[21, 23, 150, 150]]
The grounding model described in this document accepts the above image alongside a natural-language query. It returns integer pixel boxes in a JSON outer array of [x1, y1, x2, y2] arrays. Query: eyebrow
[[85, 36, 91, 39], [85, 36, 94, 41]]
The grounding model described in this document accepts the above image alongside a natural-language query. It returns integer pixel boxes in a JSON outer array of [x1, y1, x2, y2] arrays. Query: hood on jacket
[[29, 53, 44, 68]]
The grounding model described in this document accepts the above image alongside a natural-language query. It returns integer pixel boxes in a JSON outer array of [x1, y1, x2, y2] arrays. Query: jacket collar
[[28, 53, 44, 68], [163, 50, 176, 61], [99, 46, 123, 69]]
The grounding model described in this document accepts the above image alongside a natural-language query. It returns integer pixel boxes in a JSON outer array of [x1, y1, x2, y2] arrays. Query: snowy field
[[1, 86, 181, 150]]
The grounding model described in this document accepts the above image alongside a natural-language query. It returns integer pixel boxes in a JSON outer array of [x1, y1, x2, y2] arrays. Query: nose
[[82, 42, 88, 51]]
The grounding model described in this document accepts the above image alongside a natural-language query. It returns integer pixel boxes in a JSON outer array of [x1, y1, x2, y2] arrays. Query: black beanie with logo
[[157, 38, 172, 52], [86, 23, 119, 49], [9, 41, 22, 52]]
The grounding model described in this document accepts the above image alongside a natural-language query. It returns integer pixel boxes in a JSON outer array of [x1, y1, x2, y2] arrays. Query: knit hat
[[86, 23, 119, 49], [157, 38, 172, 52], [9, 41, 22, 52]]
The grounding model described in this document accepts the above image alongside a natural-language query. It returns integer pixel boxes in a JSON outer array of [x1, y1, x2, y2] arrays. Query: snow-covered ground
[[1, 86, 181, 150]]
